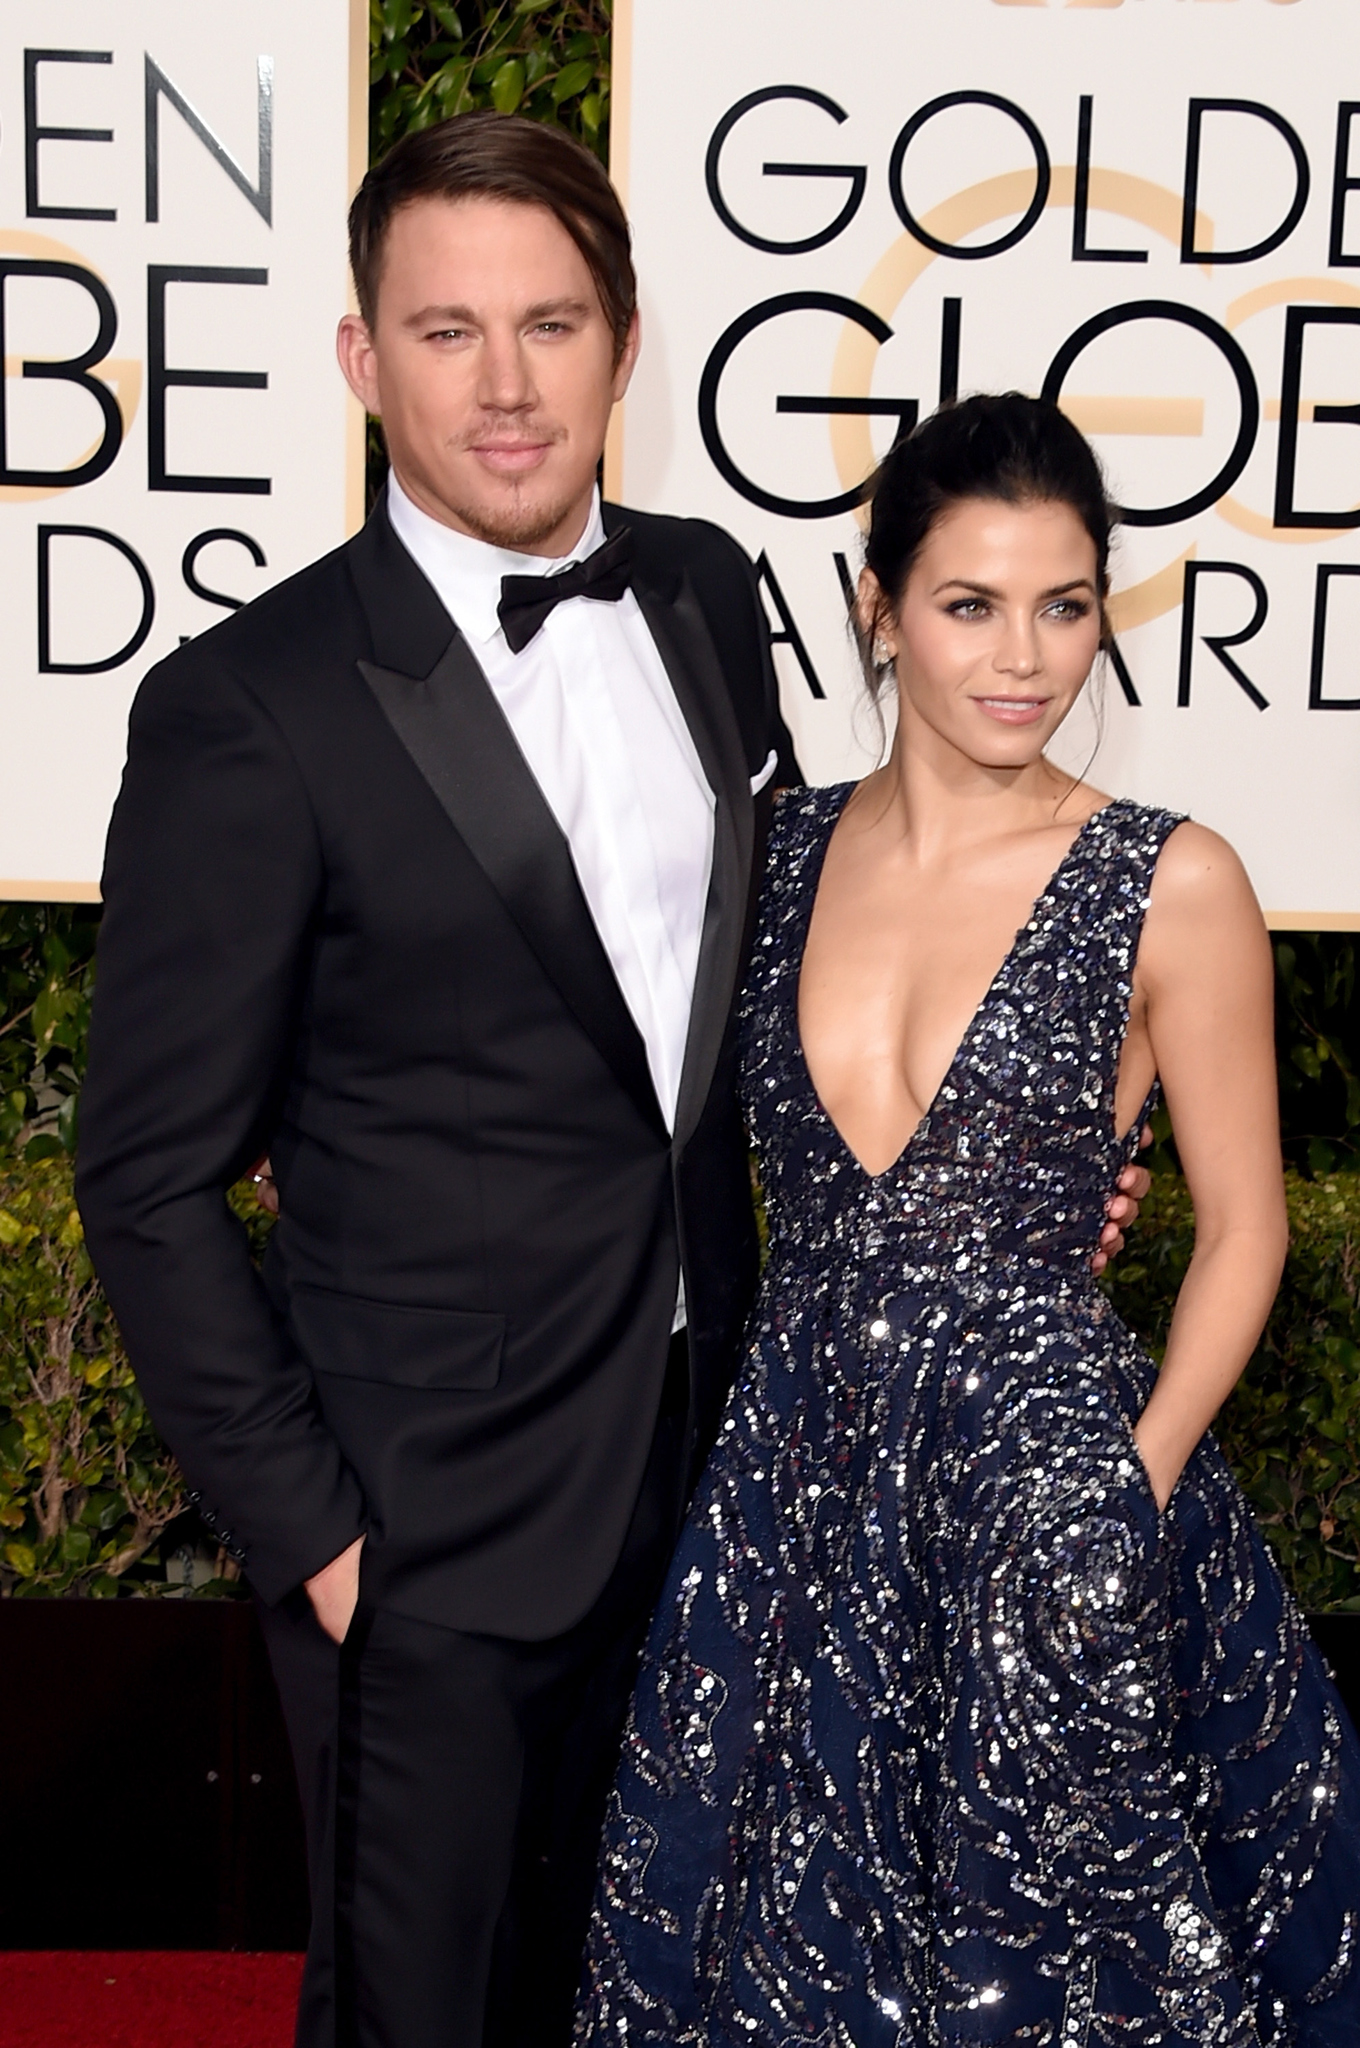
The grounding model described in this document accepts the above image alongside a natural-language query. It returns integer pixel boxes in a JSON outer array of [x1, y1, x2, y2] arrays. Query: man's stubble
[[400, 410, 589, 555], [444, 483, 587, 554]]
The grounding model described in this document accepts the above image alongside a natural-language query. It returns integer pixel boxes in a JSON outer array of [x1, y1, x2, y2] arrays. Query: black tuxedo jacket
[[76, 498, 798, 1639]]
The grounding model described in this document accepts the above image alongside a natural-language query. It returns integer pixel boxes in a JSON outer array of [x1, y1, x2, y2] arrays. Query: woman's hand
[[1091, 1128, 1153, 1274], [249, 1155, 279, 1216]]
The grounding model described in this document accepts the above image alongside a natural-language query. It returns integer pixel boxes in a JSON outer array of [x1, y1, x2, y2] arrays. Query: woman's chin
[[951, 730, 1055, 775]]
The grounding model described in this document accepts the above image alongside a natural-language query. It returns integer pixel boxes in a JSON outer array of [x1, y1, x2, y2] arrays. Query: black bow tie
[[497, 527, 633, 654]]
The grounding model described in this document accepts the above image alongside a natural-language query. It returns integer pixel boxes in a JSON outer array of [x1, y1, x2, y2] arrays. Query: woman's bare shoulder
[[1151, 820, 1258, 909], [1141, 820, 1268, 982]]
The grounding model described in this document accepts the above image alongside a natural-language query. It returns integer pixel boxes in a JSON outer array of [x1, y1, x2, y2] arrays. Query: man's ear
[[611, 308, 642, 404], [337, 313, 382, 417]]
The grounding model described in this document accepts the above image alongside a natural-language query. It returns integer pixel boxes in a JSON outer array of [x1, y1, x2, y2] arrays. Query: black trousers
[[257, 1337, 690, 2048]]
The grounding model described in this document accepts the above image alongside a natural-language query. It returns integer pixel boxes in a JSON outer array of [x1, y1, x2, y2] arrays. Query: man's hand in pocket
[[305, 1533, 366, 1644]]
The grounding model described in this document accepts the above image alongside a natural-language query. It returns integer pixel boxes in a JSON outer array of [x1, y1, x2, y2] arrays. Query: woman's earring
[[873, 640, 896, 670]]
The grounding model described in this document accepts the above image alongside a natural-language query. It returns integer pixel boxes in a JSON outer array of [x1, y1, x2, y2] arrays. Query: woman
[[576, 396, 1360, 2044]]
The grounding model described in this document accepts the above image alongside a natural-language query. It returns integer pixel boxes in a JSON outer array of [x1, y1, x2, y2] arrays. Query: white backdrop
[[610, 0, 1360, 926], [0, 1, 364, 897]]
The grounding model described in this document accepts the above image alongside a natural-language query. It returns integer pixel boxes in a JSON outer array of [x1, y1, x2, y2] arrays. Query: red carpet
[[0, 1952, 303, 2048]]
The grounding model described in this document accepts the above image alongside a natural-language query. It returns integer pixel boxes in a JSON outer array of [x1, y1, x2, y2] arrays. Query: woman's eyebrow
[[929, 577, 1098, 599]]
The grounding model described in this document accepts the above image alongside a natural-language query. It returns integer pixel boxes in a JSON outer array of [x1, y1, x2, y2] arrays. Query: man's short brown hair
[[349, 112, 637, 353]]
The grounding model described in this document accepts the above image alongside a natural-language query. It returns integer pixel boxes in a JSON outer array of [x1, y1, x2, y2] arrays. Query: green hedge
[[0, 906, 98, 1162], [0, 1158, 180, 1596], [370, 1, 610, 153], [1104, 1171, 1360, 1614], [2, 1157, 1357, 1608], [0, 1160, 269, 1598]]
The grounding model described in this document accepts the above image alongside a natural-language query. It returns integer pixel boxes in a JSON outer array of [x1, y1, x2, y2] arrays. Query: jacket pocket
[[290, 1283, 504, 1392]]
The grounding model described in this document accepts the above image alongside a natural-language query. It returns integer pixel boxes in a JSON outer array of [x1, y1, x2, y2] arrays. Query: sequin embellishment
[[577, 788, 1360, 2047]]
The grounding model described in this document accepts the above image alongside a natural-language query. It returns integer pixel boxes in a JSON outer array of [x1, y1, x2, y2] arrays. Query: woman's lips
[[973, 695, 1049, 726]]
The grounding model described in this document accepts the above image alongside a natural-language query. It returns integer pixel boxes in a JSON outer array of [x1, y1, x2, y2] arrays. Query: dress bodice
[[737, 785, 1185, 1304]]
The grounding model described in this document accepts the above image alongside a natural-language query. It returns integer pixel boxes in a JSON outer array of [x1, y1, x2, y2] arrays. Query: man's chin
[[437, 487, 585, 555]]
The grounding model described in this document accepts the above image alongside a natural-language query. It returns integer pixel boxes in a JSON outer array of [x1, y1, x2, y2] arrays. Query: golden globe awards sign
[[0, 2, 364, 898], [611, 0, 1360, 925]]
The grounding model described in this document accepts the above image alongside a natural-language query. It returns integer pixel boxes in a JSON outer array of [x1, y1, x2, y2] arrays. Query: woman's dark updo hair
[[859, 392, 1116, 693]]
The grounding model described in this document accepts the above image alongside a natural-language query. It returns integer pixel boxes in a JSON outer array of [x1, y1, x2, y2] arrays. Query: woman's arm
[[1130, 823, 1288, 1510]]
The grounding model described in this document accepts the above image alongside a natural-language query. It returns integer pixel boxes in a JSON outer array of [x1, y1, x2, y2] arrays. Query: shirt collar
[[385, 469, 606, 648]]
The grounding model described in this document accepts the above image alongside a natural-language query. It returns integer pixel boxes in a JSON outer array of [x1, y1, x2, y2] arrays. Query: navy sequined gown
[[577, 787, 1360, 2048]]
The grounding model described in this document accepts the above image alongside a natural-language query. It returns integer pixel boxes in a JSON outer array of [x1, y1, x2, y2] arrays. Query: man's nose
[[477, 333, 535, 412]]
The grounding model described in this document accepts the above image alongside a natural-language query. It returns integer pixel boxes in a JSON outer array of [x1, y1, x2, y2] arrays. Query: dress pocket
[[290, 1282, 505, 1391], [1117, 1414, 1167, 1554]]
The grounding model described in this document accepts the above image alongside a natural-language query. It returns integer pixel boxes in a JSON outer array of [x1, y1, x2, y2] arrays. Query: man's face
[[337, 194, 638, 556]]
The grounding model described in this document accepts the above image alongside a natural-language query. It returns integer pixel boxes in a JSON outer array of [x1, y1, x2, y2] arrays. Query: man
[[76, 113, 1145, 2048]]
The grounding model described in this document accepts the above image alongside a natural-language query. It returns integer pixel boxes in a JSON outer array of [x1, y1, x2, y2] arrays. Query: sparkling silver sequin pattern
[[577, 788, 1360, 2047]]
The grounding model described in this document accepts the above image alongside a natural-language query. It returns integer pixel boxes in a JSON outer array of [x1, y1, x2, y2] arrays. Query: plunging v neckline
[[793, 789, 1117, 1184]]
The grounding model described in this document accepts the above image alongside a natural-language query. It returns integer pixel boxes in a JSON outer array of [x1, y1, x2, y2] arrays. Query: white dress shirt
[[386, 472, 716, 1139]]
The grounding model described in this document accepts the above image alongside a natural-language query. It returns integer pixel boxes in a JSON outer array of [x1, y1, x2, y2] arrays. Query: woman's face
[[866, 496, 1104, 771]]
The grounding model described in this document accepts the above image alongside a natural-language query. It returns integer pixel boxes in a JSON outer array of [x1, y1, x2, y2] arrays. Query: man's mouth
[[468, 440, 553, 476]]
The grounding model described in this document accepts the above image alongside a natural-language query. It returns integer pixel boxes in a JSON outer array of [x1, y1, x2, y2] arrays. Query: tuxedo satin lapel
[[347, 492, 456, 679], [358, 638, 667, 1143], [633, 569, 755, 1156]]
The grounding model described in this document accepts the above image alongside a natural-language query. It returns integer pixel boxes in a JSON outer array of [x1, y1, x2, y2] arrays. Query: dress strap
[[1015, 799, 1186, 1139], [1051, 799, 1188, 986]]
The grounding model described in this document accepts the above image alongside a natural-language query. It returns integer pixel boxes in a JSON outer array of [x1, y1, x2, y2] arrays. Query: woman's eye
[[1047, 599, 1092, 621], [947, 598, 988, 619]]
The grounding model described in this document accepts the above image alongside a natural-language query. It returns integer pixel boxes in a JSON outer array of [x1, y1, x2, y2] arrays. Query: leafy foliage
[[1138, 935, 1360, 1184], [0, 1158, 272, 1597], [0, 905, 99, 1163], [1273, 936, 1360, 1177], [0, 1157, 184, 1596], [1106, 1170, 1360, 1614], [370, 0, 611, 154]]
